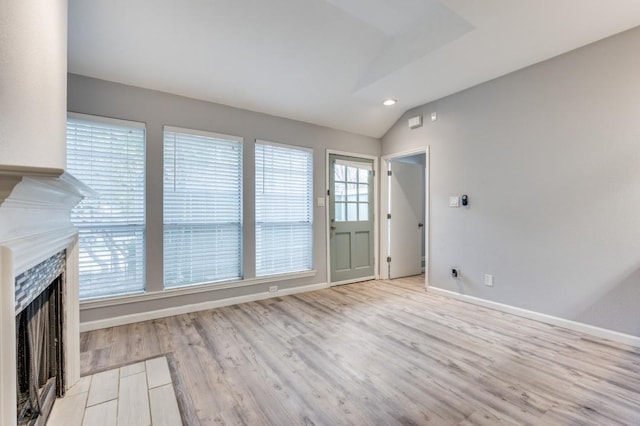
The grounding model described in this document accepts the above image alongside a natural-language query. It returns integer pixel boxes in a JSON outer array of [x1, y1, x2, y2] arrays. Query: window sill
[[79, 270, 317, 310]]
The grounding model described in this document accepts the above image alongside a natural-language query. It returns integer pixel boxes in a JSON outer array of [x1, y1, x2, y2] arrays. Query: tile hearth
[[48, 356, 182, 426]]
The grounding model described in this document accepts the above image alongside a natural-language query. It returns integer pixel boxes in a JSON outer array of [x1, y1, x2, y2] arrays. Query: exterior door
[[389, 160, 423, 278], [329, 154, 374, 283]]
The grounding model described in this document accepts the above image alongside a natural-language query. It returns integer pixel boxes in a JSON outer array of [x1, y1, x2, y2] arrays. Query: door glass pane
[[335, 182, 346, 202], [358, 168, 369, 183], [358, 184, 368, 202], [335, 202, 346, 222], [347, 203, 358, 221], [359, 203, 369, 221], [347, 166, 358, 183], [347, 183, 357, 201], [334, 164, 346, 182]]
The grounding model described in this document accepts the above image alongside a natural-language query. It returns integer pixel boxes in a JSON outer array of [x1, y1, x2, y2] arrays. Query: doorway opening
[[381, 148, 429, 286]]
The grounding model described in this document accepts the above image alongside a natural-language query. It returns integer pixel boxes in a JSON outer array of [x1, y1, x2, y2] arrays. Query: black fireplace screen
[[16, 277, 64, 424], [15, 275, 64, 424]]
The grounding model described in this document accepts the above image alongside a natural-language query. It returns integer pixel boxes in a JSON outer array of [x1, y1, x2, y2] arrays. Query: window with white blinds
[[255, 140, 313, 276], [163, 127, 243, 288], [66, 114, 146, 300]]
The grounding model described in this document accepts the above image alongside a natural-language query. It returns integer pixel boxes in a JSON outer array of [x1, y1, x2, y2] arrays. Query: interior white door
[[389, 160, 423, 279]]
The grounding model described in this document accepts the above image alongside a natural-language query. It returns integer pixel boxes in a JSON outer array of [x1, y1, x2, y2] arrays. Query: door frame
[[326, 149, 379, 286], [381, 147, 429, 289]]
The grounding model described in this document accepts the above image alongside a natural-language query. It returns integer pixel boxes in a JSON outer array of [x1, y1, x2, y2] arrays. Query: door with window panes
[[329, 154, 374, 283]]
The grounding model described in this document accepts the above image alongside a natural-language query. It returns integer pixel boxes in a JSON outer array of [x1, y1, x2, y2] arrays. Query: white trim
[[327, 149, 379, 160], [68, 111, 146, 130], [0, 171, 89, 274], [81, 270, 317, 309], [255, 138, 313, 155], [429, 287, 640, 349], [0, 166, 63, 206], [380, 147, 429, 287], [325, 150, 379, 284], [325, 151, 331, 285], [0, 169, 87, 425], [81, 281, 330, 332], [330, 276, 375, 287], [0, 247, 16, 426], [424, 149, 430, 287], [164, 125, 243, 143], [334, 158, 373, 170], [8, 227, 77, 276], [64, 238, 81, 390], [382, 147, 430, 161]]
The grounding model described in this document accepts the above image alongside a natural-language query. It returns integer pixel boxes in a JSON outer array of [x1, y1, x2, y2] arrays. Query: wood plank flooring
[[79, 276, 640, 425]]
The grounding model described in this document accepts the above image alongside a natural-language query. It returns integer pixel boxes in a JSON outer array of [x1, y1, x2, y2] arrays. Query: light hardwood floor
[[80, 276, 640, 425]]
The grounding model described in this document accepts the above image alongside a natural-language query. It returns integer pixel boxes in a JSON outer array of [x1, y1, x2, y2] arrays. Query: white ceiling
[[68, 1, 640, 138]]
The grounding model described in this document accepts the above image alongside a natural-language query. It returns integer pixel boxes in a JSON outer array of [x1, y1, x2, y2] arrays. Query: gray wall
[[382, 26, 640, 337], [68, 74, 380, 323]]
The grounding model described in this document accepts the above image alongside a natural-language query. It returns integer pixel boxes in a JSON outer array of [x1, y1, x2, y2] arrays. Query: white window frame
[[255, 139, 314, 277], [67, 112, 147, 300], [163, 126, 244, 288]]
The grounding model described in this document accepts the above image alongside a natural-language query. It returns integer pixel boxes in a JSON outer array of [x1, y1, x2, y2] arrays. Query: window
[[255, 141, 313, 276], [334, 159, 371, 222], [163, 127, 243, 288], [66, 114, 146, 300]]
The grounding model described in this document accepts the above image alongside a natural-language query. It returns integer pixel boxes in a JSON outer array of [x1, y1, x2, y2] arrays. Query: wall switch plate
[[449, 196, 460, 207], [431, 112, 437, 121], [317, 197, 325, 207], [269, 285, 278, 293], [484, 274, 494, 287]]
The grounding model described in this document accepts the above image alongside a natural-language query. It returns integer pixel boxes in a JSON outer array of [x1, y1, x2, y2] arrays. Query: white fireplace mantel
[[0, 165, 93, 426]]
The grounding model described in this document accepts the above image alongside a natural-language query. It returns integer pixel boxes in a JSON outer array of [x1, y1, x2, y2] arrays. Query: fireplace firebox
[[15, 252, 66, 426]]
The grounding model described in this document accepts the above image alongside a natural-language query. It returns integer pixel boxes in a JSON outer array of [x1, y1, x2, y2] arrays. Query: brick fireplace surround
[[0, 165, 92, 426]]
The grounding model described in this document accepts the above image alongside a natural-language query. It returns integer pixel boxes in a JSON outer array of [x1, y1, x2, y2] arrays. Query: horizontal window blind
[[164, 127, 243, 288], [66, 115, 146, 300], [256, 141, 313, 276]]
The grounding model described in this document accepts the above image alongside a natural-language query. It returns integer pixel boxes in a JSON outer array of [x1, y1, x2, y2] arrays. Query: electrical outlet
[[451, 268, 459, 278], [484, 274, 494, 287], [269, 285, 278, 293]]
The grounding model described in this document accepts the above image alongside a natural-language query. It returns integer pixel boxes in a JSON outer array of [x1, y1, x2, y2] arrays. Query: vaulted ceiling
[[68, 1, 640, 138]]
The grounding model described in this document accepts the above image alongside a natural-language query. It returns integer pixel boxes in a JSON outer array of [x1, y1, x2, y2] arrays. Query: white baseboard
[[428, 287, 640, 349], [80, 282, 329, 332]]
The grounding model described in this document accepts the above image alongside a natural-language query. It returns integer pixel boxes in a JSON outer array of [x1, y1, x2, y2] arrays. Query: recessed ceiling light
[[382, 99, 397, 106]]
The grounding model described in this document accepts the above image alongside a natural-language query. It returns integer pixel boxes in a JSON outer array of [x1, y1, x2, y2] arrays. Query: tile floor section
[[48, 356, 182, 426]]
